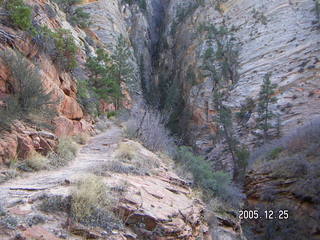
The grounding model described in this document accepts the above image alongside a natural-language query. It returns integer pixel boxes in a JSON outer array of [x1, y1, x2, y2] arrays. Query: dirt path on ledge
[[0, 121, 123, 207]]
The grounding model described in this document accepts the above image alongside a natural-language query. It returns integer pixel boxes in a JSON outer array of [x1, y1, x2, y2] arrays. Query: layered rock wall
[[154, 0, 320, 170]]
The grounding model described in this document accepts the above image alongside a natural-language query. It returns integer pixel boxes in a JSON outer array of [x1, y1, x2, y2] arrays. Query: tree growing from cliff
[[53, 0, 90, 29], [202, 23, 246, 179], [200, 24, 239, 88], [257, 73, 278, 140], [112, 34, 137, 94], [86, 48, 122, 110], [213, 90, 238, 169], [0, 50, 56, 131]]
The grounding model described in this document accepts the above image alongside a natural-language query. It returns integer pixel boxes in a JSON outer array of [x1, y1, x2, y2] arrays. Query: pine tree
[[86, 48, 122, 110], [257, 73, 278, 140], [112, 34, 137, 93], [213, 90, 238, 169], [200, 24, 239, 87]]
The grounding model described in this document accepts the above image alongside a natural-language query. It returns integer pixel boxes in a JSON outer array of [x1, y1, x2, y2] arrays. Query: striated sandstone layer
[[154, 0, 320, 171]]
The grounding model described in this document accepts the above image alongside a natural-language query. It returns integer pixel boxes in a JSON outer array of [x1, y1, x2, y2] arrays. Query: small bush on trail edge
[[124, 101, 177, 156], [0, 213, 18, 230], [0, 169, 18, 184], [71, 175, 123, 232], [26, 152, 49, 171], [93, 141, 160, 176], [72, 133, 89, 145], [175, 146, 243, 206], [48, 137, 79, 167], [39, 195, 71, 213], [95, 117, 111, 132]]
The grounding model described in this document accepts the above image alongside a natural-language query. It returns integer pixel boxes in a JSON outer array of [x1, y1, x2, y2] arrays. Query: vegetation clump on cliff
[[5, 0, 33, 31], [175, 146, 243, 206], [0, 50, 56, 132], [53, 0, 91, 28], [257, 73, 279, 141], [121, 0, 147, 12]]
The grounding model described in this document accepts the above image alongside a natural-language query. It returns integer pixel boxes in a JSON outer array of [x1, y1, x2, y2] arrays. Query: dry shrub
[[250, 118, 320, 167], [124, 101, 177, 156], [71, 175, 109, 221], [39, 195, 71, 213], [116, 142, 137, 161], [73, 133, 89, 145], [95, 117, 111, 132], [71, 175, 123, 231], [284, 118, 320, 154], [102, 160, 147, 176], [26, 152, 49, 171], [111, 141, 160, 175], [48, 137, 79, 167], [0, 169, 18, 183], [0, 49, 57, 132], [98, 142, 161, 176]]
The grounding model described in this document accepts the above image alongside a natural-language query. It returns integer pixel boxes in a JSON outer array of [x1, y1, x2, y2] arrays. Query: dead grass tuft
[[73, 133, 90, 145], [26, 152, 49, 171], [48, 137, 79, 167], [71, 174, 123, 232]]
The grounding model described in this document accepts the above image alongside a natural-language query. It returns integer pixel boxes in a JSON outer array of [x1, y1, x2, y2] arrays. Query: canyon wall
[[0, 0, 93, 164], [154, 0, 320, 171]]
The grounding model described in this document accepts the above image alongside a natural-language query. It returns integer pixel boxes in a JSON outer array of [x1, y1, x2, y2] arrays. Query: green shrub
[[52, 29, 78, 71], [107, 111, 116, 119], [33, 27, 78, 71], [0, 50, 56, 131], [76, 79, 98, 115], [175, 146, 243, 205], [53, 0, 90, 28], [235, 146, 250, 171], [236, 97, 255, 123], [266, 147, 283, 160], [6, 0, 33, 31], [69, 8, 90, 28]]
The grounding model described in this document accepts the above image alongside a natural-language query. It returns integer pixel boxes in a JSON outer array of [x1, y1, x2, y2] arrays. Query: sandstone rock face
[[0, 0, 93, 163], [0, 127, 57, 165], [245, 164, 320, 240], [153, 0, 320, 171], [0, 124, 209, 240], [103, 139, 210, 239]]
